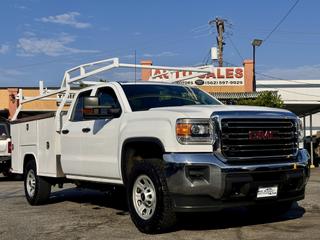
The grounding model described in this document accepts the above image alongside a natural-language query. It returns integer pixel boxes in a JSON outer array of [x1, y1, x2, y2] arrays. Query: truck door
[[60, 90, 92, 176], [80, 86, 122, 179]]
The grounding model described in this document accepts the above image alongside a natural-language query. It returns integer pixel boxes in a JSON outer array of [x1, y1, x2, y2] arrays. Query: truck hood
[[149, 105, 296, 119]]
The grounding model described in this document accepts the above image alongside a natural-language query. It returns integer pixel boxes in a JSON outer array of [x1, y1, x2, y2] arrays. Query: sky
[[0, 0, 320, 87]]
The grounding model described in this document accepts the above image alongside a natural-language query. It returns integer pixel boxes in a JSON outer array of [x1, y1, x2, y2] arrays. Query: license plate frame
[[257, 186, 278, 199]]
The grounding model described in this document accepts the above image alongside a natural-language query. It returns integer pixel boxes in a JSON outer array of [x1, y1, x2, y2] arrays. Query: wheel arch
[[23, 153, 37, 174], [120, 137, 165, 186]]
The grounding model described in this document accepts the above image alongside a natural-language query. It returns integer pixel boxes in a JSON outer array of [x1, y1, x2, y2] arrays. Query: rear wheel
[[127, 159, 176, 233], [24, 160, 51, 205]]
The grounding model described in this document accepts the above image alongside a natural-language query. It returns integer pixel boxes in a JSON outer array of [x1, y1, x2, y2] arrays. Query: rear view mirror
[[83, 97, 100, 118], [84, 96, 99, 108], [83, 96, 121, 119]]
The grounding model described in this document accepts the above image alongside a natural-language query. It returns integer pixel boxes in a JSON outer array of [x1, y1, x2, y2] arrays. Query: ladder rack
[[12, 57, 214, 130]]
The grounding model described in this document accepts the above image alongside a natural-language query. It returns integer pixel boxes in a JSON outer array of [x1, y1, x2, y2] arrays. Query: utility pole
[[209, 18, 225, 67]]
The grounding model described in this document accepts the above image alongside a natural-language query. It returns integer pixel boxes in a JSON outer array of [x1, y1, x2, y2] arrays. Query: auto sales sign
[[150, 66, 244, 86]]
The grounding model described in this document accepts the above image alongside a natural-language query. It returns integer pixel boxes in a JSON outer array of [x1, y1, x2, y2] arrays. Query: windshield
[[122, 84, 221, 111]]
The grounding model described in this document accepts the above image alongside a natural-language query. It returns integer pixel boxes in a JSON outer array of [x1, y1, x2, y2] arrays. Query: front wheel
[[127, 159, 176, 233], [24, 160, 51, 205]]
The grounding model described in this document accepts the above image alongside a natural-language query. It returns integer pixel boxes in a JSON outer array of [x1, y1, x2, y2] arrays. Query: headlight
[[176, 118, 216, 145], [297, 118, 304, 143]]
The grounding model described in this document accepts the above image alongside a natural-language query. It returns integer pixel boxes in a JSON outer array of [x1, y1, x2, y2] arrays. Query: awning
[[284, 101, 320, 117]]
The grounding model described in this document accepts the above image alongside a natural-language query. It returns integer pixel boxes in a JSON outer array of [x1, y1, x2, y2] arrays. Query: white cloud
[[38, 12, 91, 29], [100, 27, 110, 32], [122, 54, 135, 59], [23, 31, 36, 37], [14, 4, 28, 10], [17, 34, 99, 57], [0, 68, 30, 86], [143, 51, 178, 58], [259, 64, 320, 80], [0, 44, 9, 54], [0, 68, 24, 76]]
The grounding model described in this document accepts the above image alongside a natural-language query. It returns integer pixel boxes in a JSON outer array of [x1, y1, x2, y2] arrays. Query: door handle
[[82, 127, 91, 133], [62, 129, 69, 134]]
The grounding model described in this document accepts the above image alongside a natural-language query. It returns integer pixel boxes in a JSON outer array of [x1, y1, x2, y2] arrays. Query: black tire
[[248, 201, 293, 217], [127, 159, 176, 233], [2, 169, 12, 178], [24, 160, 51, 205]]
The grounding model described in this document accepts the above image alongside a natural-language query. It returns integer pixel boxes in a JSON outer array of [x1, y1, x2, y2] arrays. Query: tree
[[237, 91, 284, 108]]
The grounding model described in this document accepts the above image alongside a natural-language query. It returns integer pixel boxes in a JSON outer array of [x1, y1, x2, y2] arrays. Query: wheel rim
[[26, 169, 36, 197], [132, 175, 157, 220]]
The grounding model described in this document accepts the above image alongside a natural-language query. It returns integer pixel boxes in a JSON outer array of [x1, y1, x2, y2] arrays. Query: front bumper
[[163, 149, 310, 212]]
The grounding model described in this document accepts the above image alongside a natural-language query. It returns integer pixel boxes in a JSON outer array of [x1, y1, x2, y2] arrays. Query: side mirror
[[83, 97, 100, 119], [83, 96, 121, 119]]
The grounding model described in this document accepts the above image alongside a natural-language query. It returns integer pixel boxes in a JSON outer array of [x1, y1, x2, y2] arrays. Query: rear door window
[[70, 90, 92, 121]]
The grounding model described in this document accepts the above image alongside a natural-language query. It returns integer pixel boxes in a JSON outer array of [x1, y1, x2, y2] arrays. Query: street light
[[251, 39, 263, 91]]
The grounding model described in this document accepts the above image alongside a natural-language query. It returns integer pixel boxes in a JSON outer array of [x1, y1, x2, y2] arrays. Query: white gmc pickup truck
[[10, 61, 310, 233]]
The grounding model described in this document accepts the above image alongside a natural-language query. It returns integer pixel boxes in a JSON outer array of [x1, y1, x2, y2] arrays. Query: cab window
[[71, 90, 92, 121]]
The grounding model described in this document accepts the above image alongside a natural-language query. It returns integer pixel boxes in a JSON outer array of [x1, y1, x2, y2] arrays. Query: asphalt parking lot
[[0, 169, 319, 240]]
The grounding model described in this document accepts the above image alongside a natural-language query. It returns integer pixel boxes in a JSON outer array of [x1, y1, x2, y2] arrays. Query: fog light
[[186, 166, 209, 182]]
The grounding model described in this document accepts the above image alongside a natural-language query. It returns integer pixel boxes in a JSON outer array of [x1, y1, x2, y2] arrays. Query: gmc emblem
[[248, 130, 274, 140]]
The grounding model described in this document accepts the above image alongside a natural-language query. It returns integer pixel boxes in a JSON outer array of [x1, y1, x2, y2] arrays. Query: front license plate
[[257, 186, 278, 198]]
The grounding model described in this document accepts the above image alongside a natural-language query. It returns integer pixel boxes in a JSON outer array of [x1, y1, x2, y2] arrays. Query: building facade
[[0, 88, 59, 120]]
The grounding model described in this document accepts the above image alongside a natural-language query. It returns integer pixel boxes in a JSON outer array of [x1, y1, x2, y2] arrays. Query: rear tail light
[[8, 141, 13, 153]]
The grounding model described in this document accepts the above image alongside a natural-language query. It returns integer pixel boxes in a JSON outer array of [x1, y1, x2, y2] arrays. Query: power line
[[225, 35, 244, 62], [257, 72, 320, 85], [263, 0, 300, 43], [190, 24, 211, 34], [256, 72, 320, 98], [257, 81, 320, 98], [201, 49, 211, 65], [254, 29, 320, 36], [222, 60, 237, 67], [222, 60, 320, 98]]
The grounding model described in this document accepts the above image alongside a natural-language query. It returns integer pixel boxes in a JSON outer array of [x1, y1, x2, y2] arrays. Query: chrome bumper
[[163, 149, 310, 211]]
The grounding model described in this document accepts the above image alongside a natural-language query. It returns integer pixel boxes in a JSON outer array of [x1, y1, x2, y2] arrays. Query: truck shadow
[[48, 187, 305, 231], [0, 174, 23, 181], [175, 202, 305, 231], [49, 187, 128, 212]]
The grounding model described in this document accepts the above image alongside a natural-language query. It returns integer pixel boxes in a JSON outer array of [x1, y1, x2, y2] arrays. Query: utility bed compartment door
[[37, 117, 62, 176], [20, 121, 37, 146], [11, 116, 64, 177]]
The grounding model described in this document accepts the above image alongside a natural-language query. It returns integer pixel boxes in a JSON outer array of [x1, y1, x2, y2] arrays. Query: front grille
[[220, 118, 298, 160]]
